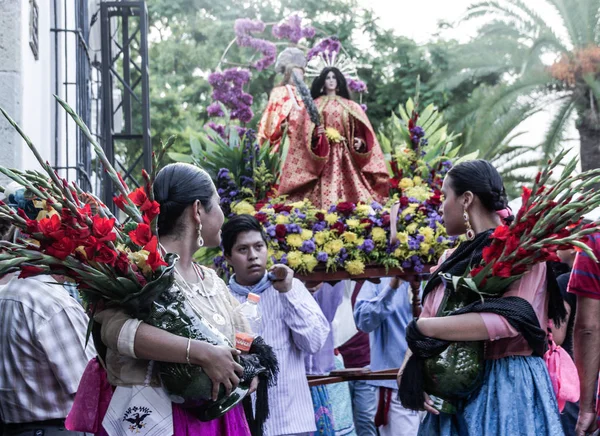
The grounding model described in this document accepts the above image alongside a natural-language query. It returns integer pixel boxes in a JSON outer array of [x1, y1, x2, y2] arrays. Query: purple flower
[[300, 240, 316, 253], [436, 236, 445, 243], [217, 188, 226, 196], [302, 26, 316, 39], [408, 237, 420, 251], [347, 77, 367, 93], [402, 260, 412, 269], [317, 252, 328, 262], [217, 168, 230, 179], [404, 214, 413, 222], [409, 126, 425, 138], [266, 225, 276, 237], [229, 190, 238, 198], [234, 19, 276, 71], [207, 122, 226, 139], [415, 264, 424, 273], [240, 175, 254, 187], [360, 239, 375, 253], [234, 18, 266, 39], [287, 223, 301, 234], [360, 104, 368, 112], [272, 15, 305, 44], [416, 234, 425, 242], [371, 201, 383, 210], [339, 248, 348, 262], [312, 221, 326, 232], [207, 102, 225, 117], [280, 254, 288, 265], [328, 204, 337, 213], [408, 197, 419, 203], [294, 209, 307, 220], [307, 37, 341, 60]]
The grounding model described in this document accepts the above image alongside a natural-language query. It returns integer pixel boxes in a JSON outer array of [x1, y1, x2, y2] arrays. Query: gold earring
[[463, 211, 475, 240], [197, 223, 204, 247]]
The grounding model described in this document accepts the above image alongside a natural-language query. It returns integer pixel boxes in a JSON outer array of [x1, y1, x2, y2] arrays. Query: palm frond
[[539, 97, 576, 159]]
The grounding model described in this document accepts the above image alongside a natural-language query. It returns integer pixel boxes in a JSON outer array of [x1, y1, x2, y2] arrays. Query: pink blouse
[[421, 252, 548, 360]]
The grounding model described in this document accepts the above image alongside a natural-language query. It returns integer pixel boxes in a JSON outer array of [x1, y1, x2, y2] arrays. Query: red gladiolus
[[95, 245, 118, 265], [381, 214, 391, 228], [145, 236, 168, 271], [505, 235, 520, 255], [275, 224, 287, 240], [336, 202, 356, 216], [389, 178, 399, 189], [491, 225, 510, 241], [115, 251, 131, 274], [129, 223, 152, 247], [128, 187, 148, 207], [255, 201, 267, 212], [38, 215, 65, 240], [360, 218, 374, 230], [492, 261, 513, 278], [470, 265, 484, 277], [46, 237, 76, 260], [482, 244, 503, 263], [315, 212, 325, 222], [428, 190, 442, 207], [113, 195, 127, 210], [19, 265, 47, 279], [399, 196, 409, 208], [78, 204, 93, 217], [141, 200, 160, 222], [521, 186, 532, 206], [92, 215, 116, 240], [67, 224, 91, 242]]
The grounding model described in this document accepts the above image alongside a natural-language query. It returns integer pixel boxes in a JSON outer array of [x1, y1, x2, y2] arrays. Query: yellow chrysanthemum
[[420, 243, 431, 255], [399, 178, 414, 189], [401, 206, 416, 217], [301, 229, 314, 241], [357, 237, 365, 247], [355, 204, 373, 217], [286, 234, 304, 248], [405, 185, 433, 202], [346, 219, 361, 229], [413, 176, 423, 186], [419, 227, 435, 243], [325, 127, 343, 143], [314, 231, 329, 246], [372, 227, 387, 243], [290, 200, 306, 209], [342, 231, 358, 245], [325, 213, 339, 225], [302, 254, 319, 272], [324, 239, 344, 255], [396, 231, 409, 245], [287, 251, 303, 269], [393, 247, 408, 259], [263, 207, 275, 215], [406, 223, 418, 234], [275, 214, 290, 225], [345, 259, 366, 275], [231, 200, 256, 216]]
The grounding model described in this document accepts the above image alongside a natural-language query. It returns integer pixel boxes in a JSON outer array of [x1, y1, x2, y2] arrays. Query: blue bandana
[[229, 272, 273, 297]]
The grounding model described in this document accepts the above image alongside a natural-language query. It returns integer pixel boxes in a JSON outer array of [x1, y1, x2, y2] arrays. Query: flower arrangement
[[0, 98, 268, 418], [217, 193, 455, 276], [0, 102, 169, 299], [457, 150, 600, 296]]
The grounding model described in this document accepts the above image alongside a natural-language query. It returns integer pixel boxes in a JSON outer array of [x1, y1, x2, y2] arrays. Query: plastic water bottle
[[235, 292, 262, 334]]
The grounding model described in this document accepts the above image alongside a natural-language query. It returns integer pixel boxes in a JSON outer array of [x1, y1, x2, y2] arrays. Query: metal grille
[[50, 0, 99, 193], [100, 1, 152, 207]]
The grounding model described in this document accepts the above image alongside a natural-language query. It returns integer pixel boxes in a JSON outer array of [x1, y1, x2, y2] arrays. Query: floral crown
[[305, 50, 359, 80]]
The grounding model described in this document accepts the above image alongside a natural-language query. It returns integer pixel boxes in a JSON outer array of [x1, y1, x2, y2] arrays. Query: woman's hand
[[423, 392, 440, 415], [269, 264, 294, 293], [190, 342, 244, 401], [248, 376, 259, 395], [316, 126, 325, 136]]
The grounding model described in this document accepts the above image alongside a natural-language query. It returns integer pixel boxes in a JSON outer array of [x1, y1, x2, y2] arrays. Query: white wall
[[19, 0, 53, 173]]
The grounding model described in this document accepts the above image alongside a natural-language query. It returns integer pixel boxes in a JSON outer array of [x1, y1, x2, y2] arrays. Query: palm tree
[[438, 0, 600, 171]]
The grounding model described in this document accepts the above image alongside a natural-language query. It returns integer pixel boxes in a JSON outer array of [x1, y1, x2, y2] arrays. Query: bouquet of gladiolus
[[0, 97, 261, 421], [454, 150, 600, 298]]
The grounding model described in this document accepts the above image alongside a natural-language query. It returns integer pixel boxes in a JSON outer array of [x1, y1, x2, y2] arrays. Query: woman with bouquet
[[70, 163, 257, 435], [397, 160, 564, 435], [277, 67, 389, 208]]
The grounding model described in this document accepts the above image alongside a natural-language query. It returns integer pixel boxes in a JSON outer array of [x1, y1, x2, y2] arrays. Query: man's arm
[[354, 277, 403, 333], [574, 296, 600, 422]]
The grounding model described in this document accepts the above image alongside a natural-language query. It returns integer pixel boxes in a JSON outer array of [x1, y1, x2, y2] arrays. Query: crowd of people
[[0, 158, 598, 436]]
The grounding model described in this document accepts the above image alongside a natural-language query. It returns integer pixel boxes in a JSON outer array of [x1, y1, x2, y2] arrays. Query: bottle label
[[235, 332, 254, 353]]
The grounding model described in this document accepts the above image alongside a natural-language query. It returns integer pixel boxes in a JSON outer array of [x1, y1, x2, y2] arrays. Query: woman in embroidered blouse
[[397, 160, 564, 435], [277, 67, 389, 209], [71, 163, 254, 436]]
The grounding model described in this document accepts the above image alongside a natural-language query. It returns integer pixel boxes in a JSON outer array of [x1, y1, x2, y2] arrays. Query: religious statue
[[277, 54, 389, 209], [257, 48, 307, 155]]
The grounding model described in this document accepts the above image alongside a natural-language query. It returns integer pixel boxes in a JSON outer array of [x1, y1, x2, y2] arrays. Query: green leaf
[[167, 152, 194, 164]]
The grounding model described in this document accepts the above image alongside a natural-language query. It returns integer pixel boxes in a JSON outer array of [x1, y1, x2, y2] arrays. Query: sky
[[357, 0, 579, 168]]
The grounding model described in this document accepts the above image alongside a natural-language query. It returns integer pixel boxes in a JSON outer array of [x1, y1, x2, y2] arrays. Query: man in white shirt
[[223, 214, 330, 436]]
